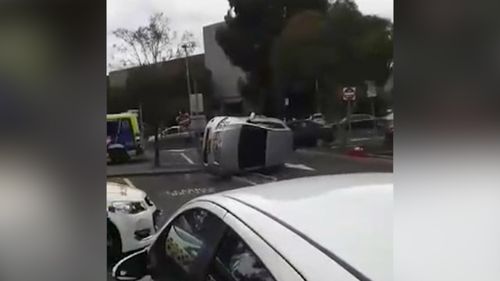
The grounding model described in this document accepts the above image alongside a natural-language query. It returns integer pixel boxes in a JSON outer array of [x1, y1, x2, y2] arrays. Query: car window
[[149, 208, 225, 281], [351, 120, 374, 130], [167, 127, 179, 134], [205, 228, 275, 281]]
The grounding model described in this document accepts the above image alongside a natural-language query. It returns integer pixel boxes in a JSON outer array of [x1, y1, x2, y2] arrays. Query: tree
[[323, 0, 392, 85], [111, 13, 177, 68], [216, 0, 329, 116], [271, 0, 393, 119], [110, 12, 200, 167], [174, 31, 198, 58], [271, 10, 330, 117]]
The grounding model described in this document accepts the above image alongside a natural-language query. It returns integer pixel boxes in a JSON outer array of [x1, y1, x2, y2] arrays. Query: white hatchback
[[107, 182, 161, 259], [113, 173, 392, 281]]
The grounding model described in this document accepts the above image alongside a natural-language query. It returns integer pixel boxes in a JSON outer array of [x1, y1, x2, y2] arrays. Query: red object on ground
[[347, 146, 368, 157]]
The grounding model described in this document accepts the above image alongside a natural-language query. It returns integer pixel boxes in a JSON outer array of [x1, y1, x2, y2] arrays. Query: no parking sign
[[342, 87, 357, 101]]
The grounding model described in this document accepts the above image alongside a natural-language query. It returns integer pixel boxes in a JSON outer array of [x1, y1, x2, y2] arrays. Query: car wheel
[[109, 149, 130, 164], [107, 222, 122, 266]]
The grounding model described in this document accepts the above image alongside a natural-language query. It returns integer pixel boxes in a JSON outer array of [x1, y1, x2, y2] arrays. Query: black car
[[287, 119, 334, 148]]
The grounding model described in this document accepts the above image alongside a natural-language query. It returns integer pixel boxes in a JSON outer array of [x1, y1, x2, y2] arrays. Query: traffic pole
[[182, 44, 192, 116], [347, 100, 352, 145], [139, 102, 145, 148], [370, 97, 377, 134]]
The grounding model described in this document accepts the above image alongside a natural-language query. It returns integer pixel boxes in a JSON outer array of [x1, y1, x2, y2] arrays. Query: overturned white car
[[201, 114, 293, 176]]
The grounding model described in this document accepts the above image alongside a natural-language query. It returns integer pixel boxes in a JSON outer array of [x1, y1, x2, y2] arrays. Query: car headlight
[[109, 201, 147, 214]]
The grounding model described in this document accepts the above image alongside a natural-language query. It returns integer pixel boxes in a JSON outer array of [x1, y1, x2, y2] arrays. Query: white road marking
[[164, 187, 216, 197], [180, 153, 195, 164], [167, 149, 189, 153], [252, 173, 278, 182], [349, 137, 373, 142], [233, 176, 258, 186], [123, 178, 138, 189], [284, 163, 316, 171]]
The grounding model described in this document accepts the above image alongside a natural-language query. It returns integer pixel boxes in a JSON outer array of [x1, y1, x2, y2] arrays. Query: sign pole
[[371, 97, 376, 132], [347, 100, 352, 144], [182, 44, 193, 116], [139, 102, 144, 146], [342, 86, 357, 146], [365, 81, 378, 134]]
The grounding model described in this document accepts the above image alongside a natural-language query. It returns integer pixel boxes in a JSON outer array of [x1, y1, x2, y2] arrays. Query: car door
[[165, 127, 179, 139], [204, 212, 303, 281], [204, 227, 276, 281], [146, 203, 227, 281]]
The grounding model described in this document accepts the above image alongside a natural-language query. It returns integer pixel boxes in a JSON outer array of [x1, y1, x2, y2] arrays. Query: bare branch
[[111, 12, 177, 67]]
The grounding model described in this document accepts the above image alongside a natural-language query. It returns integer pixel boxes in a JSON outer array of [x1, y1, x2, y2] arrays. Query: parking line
[[167, 149, 188, 152], [284, 163, 316, 171], [252, 173, 278, 182], [234, 176, 258, 186], [123, 178, 138, 189], [180, 153, 195, 165]]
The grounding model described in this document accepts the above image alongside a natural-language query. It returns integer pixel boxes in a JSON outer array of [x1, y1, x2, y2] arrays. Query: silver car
[[202, 114, 293, 175]]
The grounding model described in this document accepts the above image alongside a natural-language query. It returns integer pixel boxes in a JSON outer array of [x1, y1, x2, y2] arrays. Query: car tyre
[[107, 221, 122, 266], [108, 149, 130, 164]]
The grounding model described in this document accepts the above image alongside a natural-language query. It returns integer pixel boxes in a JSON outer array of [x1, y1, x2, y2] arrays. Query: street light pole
[[182, 44, 193, 116]]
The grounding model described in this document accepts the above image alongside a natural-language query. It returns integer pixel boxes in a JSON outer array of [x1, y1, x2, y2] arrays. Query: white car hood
[[107, 182, 146, 204]]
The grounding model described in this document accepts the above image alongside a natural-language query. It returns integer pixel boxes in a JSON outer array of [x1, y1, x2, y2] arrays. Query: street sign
[[342, 87, 356, 101], [365, 81, 377, 98]]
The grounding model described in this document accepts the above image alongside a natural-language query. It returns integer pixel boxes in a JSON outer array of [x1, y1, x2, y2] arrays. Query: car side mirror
[[112, 248, 149, 281]]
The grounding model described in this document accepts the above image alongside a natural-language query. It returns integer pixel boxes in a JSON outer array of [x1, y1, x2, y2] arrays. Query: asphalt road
[[109, 146, 392, 235], [107, 147, 392, 279]]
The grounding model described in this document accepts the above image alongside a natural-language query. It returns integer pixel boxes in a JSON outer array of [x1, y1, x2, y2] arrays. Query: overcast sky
[[107, 0, 393, 68]]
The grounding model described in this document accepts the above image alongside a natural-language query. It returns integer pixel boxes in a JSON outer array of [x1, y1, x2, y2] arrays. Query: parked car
[[202, 114, 293, 176], [333, 114, 379, 140], [337, 114, 376, 129], [380, 112, 394, 146], [287, 119, 333, 148], [308, 112, 326, 126], [107, 181, 161, 261], [112, 173, 393, 281], [147, 126, 191, 142]]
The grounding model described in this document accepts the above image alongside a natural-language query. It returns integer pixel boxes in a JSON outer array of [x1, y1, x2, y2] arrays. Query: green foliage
[[216, 0, 329, 115], [217, 0, 392, 117]]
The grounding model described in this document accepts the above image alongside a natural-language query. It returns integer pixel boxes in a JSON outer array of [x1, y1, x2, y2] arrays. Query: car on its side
[[202, 114, 293, 176], [113, 173, 393, 281], [107, 181, 161, 261]]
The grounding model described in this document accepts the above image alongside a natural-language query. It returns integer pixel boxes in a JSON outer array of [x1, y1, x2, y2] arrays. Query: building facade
[[203, 22, 246, 113]]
